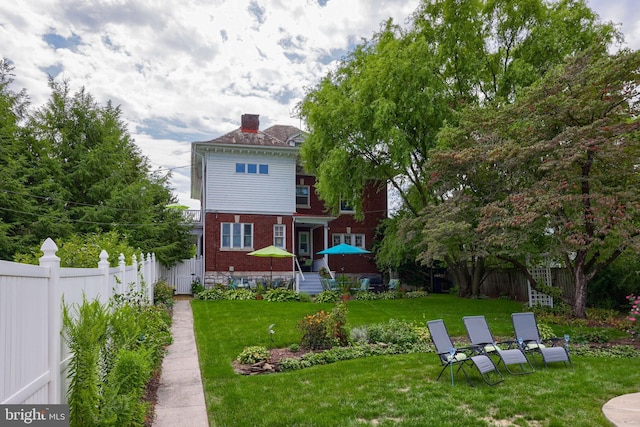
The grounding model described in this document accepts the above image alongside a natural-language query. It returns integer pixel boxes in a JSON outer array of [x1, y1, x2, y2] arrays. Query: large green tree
[[1, 72, 192, 266], [431, 46, 640, 317], [0, 60, 37, 257], [298, 0, 615, 286]]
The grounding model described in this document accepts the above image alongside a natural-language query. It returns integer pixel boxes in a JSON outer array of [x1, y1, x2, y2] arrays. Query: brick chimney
[[241, 114, 259, 133]]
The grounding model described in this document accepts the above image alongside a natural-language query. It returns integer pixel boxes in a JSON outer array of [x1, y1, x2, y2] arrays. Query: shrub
[[377, 291, 402, 300], [364, 319, 429, 349], [299, 310, 332, 350], [314, 290, 341, 303], [237, 346, 270, 364], [154, 280, 174, 307], [352, 291, 378, 301], [405, 291, 429, 299], [298, 303, 348, 350], [225, 289, 256, 300], [62, 294, 171, 427], [289, 343, 300, 352], [298, 292, 312, 303], [191, 277, 205, 295], [537, 322, 556, 340], [572, 329, 611, 344], [196, 288, 227, 300], [264, 288, 299, 302]]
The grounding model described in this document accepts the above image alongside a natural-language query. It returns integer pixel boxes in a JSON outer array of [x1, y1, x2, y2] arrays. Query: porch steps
[[298, 272, 323, 295]]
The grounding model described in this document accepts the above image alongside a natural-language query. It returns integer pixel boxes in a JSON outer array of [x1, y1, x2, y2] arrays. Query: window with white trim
[[296, 185, 310, 207], [340, 198, 355, 214], [235, 163, 269, 175], [221, 223, 253, 249], [273, 224, 286, 248], [332, 233, 365, 248]]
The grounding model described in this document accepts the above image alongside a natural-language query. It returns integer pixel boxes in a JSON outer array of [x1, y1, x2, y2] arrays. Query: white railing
[[0, 238, 160, 406], [182, 209, 202, 223]]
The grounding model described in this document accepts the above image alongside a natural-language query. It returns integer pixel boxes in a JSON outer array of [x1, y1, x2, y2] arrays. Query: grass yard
[[192, 294, 640, 426]]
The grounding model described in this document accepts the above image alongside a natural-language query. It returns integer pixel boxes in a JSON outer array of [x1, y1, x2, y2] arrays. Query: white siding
[[205, 151, 296, 214]]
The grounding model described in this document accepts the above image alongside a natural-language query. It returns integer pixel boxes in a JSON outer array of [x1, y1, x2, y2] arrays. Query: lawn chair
[[388, 279, 400, 291], [512, 312, 573, 369], [463, 315, 534, 375], [426, 319, 504, 386], [351, 278, 370, 293]]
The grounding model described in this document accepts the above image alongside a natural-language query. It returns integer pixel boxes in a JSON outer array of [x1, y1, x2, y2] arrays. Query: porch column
[[323, 223, 329, 266]]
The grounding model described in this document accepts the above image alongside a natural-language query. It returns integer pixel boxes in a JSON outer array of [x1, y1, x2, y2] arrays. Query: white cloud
[[1, 0, 638, 210]]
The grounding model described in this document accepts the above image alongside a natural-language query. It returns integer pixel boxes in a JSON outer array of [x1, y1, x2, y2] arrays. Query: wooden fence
[[470, 267, 574, 302], [0, 238, 160, 405]]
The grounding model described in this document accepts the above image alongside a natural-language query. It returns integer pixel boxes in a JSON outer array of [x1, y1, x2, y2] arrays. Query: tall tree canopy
[[430, 46, 640, 317], [298, 0, 616, 284], [0, 69, 193, 266]]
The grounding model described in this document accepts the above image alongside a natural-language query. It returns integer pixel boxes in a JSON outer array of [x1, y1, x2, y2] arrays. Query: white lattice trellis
[[528, 265, 554, 307]]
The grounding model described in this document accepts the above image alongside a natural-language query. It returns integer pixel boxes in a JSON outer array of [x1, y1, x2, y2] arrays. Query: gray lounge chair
[[426, 319, 504, 386], [512, 312, 573, 369], [463, 315, 534, 375]]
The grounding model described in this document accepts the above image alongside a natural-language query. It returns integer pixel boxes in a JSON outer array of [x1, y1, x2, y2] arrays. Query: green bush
[[364, 319, 429, 349], [298, 292, 312, 302], [351, 291, 378, 301], [298, 303, 348, 350], [154, 280, 174, 307], [264, 288, 299, 302], [196, 288, 227, 300], [225, 289, 256, 300], [404, 291, 429, 299], [279, 341, 431, 372], [237, 346, 270, 364], [63, 294, 172, 427], [314, 290, 341, 303], [191, 277, 205, 295]]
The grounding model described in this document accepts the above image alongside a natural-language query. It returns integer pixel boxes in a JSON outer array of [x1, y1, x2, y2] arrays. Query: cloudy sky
[[1, 1, 638, 209]]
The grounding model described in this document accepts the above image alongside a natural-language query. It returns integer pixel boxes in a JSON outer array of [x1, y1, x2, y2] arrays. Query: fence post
[[39, 238, 61, 404], [99, 250, 110, 304], [118, 254, 126, 296], [146, 253, 153, 304]]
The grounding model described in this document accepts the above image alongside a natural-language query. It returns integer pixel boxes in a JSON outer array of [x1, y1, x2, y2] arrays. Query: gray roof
[[199, 124, 303, 147]]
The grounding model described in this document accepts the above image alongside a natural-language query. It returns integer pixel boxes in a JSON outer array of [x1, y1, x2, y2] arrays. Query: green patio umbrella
[[247, 245, 295, 282]]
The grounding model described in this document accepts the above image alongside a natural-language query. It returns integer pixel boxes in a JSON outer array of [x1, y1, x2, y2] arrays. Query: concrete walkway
[[153, 299, 209, 427], [603, 392, 640, 426]]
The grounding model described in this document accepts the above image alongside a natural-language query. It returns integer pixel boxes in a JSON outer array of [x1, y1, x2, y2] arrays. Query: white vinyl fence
[[0, 238, 160, 406], [160, 256, 203, 294]]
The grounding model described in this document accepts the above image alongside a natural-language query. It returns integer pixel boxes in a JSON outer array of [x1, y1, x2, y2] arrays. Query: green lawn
[[192, 294, 639, 426]]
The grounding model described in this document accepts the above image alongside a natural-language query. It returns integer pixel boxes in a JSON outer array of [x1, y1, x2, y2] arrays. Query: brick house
[[190, 114, 387, 289]]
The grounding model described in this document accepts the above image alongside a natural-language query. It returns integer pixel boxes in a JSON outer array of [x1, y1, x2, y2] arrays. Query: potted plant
[[256, 283, 264, 300], [339, 277, 352, 301]]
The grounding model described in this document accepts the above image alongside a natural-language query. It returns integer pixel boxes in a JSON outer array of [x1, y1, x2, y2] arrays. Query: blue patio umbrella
[[317, 243, 371, 275]]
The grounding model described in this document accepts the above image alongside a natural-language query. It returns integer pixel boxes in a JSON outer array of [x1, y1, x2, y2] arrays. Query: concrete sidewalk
[[153, 299, 209, 427], [603, 392, 640, 426]]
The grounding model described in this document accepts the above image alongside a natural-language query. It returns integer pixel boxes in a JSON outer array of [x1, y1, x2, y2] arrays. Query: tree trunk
[[572, 261, 588, 319], [471, 257, 485, 297]]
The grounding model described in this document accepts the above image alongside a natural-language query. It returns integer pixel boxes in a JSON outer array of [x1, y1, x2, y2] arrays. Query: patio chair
[[328, 278, 340, 291], [351, 277, 370, 293], [388, 279, 400, 291], [463, 315, 534, 375], [512, 312, 573, 369], [426, 319, 504, 386]]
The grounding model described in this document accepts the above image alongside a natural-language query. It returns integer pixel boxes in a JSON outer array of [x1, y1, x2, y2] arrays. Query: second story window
[[273, 224, 286, 248], [296, 185, 310, 207], [235, 163, 269, 175], [221, 223, 253, 249], [340, 198, 355, 214]]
